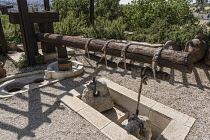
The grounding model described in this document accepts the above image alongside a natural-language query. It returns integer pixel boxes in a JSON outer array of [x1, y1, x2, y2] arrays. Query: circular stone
[[44, 61, 84, 80]]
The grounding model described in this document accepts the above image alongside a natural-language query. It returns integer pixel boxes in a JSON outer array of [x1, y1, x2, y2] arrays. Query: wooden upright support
[[38, 0, 56, 53], [17, 0, 38, 66], [0, 18, 7, 54], [90, 0, 94, 25], [0, 5, 13, 54]]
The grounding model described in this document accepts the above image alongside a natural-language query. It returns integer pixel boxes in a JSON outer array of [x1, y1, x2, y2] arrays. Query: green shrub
[[86, 17, 127, 40]]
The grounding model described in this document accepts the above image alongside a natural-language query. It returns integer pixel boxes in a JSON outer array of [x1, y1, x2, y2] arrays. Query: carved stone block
[[81, 79, 114, 112]]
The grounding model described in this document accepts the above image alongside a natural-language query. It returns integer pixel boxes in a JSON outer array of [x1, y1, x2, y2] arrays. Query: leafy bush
[[14, 54, 46, 68], [85, 17, 127, 40], [54, 11, 86, 36], [1, 15, 22, 43], [128, 19, 209, 47]]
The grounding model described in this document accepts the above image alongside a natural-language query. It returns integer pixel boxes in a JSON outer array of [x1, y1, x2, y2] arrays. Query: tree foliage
[[1, 0, 208, 50]]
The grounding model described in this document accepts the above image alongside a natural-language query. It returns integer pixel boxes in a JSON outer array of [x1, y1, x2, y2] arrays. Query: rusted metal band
[[85, 38, 94, 59], [152, 47, 163, 79], [102, 40, 114, 66]]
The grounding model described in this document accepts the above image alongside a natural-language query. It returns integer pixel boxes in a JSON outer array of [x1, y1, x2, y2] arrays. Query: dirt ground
[[0, 50, 209, 140]]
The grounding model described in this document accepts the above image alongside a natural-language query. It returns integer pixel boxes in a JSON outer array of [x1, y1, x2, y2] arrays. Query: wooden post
[[0, 5, 14, 54], [0, 17, 7, 54], [16, 0, 38, 65], [39, 0, 56, 53], [90, 0, 94, 25], [44, 0, 50, 11]]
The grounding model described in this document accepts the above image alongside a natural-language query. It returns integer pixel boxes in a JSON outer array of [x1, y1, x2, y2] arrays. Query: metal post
[[16, 0, 37, 66], [90, 0, 94, 25]]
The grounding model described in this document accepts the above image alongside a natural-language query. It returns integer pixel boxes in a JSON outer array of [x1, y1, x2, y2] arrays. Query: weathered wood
[[90, 0, 94, 25], [36, 33, 193, 72], [44, 0, 50, 11], [0, 5, 13, 15], [0, 5, 13, 54], [17, 0, 37, 65], [39, 23, 56, 53], [8, 12, 59, 24], [39, 0, 56, 53], [0, 18, 7, 54], [56, 45, 68, 58], [86, 53, 170, 81]]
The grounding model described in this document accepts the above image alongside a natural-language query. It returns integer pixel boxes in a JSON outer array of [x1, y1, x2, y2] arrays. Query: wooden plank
[[8, 12, 59, 24], [0, 18, 7, 54], [17, 0, 37, 65], [36, 33, 193, 72], [0, 5, 13, 15], [0, 5, 13, 8]]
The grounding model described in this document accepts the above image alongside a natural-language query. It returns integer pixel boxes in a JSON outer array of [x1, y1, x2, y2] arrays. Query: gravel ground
[[0, 50, 210, 140]]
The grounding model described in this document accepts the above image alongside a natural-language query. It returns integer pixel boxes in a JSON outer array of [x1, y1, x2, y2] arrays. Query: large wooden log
[[36, 33, 193, 72]]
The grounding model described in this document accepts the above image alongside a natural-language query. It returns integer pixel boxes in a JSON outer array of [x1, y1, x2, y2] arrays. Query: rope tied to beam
[[121, 43, 134, 70], [85, 38, 94, 59], [152, 47, 163, 79], [101, 40, 114, 66]]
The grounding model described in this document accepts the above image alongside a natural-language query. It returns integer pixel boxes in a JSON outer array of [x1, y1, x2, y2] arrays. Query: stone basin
[[60, 78, 195, 140], [44, 61, 84, 80]]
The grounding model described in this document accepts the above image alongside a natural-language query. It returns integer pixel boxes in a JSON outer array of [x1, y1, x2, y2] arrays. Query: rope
[[121, 43, 134, 70], [85, 38, 94, 59], [93, 57, 104, 95], [101, 40, 114, 66], [152, 47, 163, 79], [136, 68, 147, 116]]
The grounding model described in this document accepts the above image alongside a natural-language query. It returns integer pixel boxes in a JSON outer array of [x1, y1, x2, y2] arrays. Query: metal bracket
[[152, 47, 163, 79], [85, 38, 94, 59]]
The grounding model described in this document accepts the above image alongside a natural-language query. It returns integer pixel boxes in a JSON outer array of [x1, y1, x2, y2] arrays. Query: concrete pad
[[101, 122, 138, 140], [185, 117, 196, 127], [157, 120, 191, 140], [60, 95, 88, 112], [78, 106, 112, 130], [151, 102, 190, 124], [102, 104, 129, 125], [149, 110, 171, 130]]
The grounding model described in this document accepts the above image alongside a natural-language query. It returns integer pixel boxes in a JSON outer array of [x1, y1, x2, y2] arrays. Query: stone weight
[[184, 39, 208, 63], [81, 79, 114, 112]]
